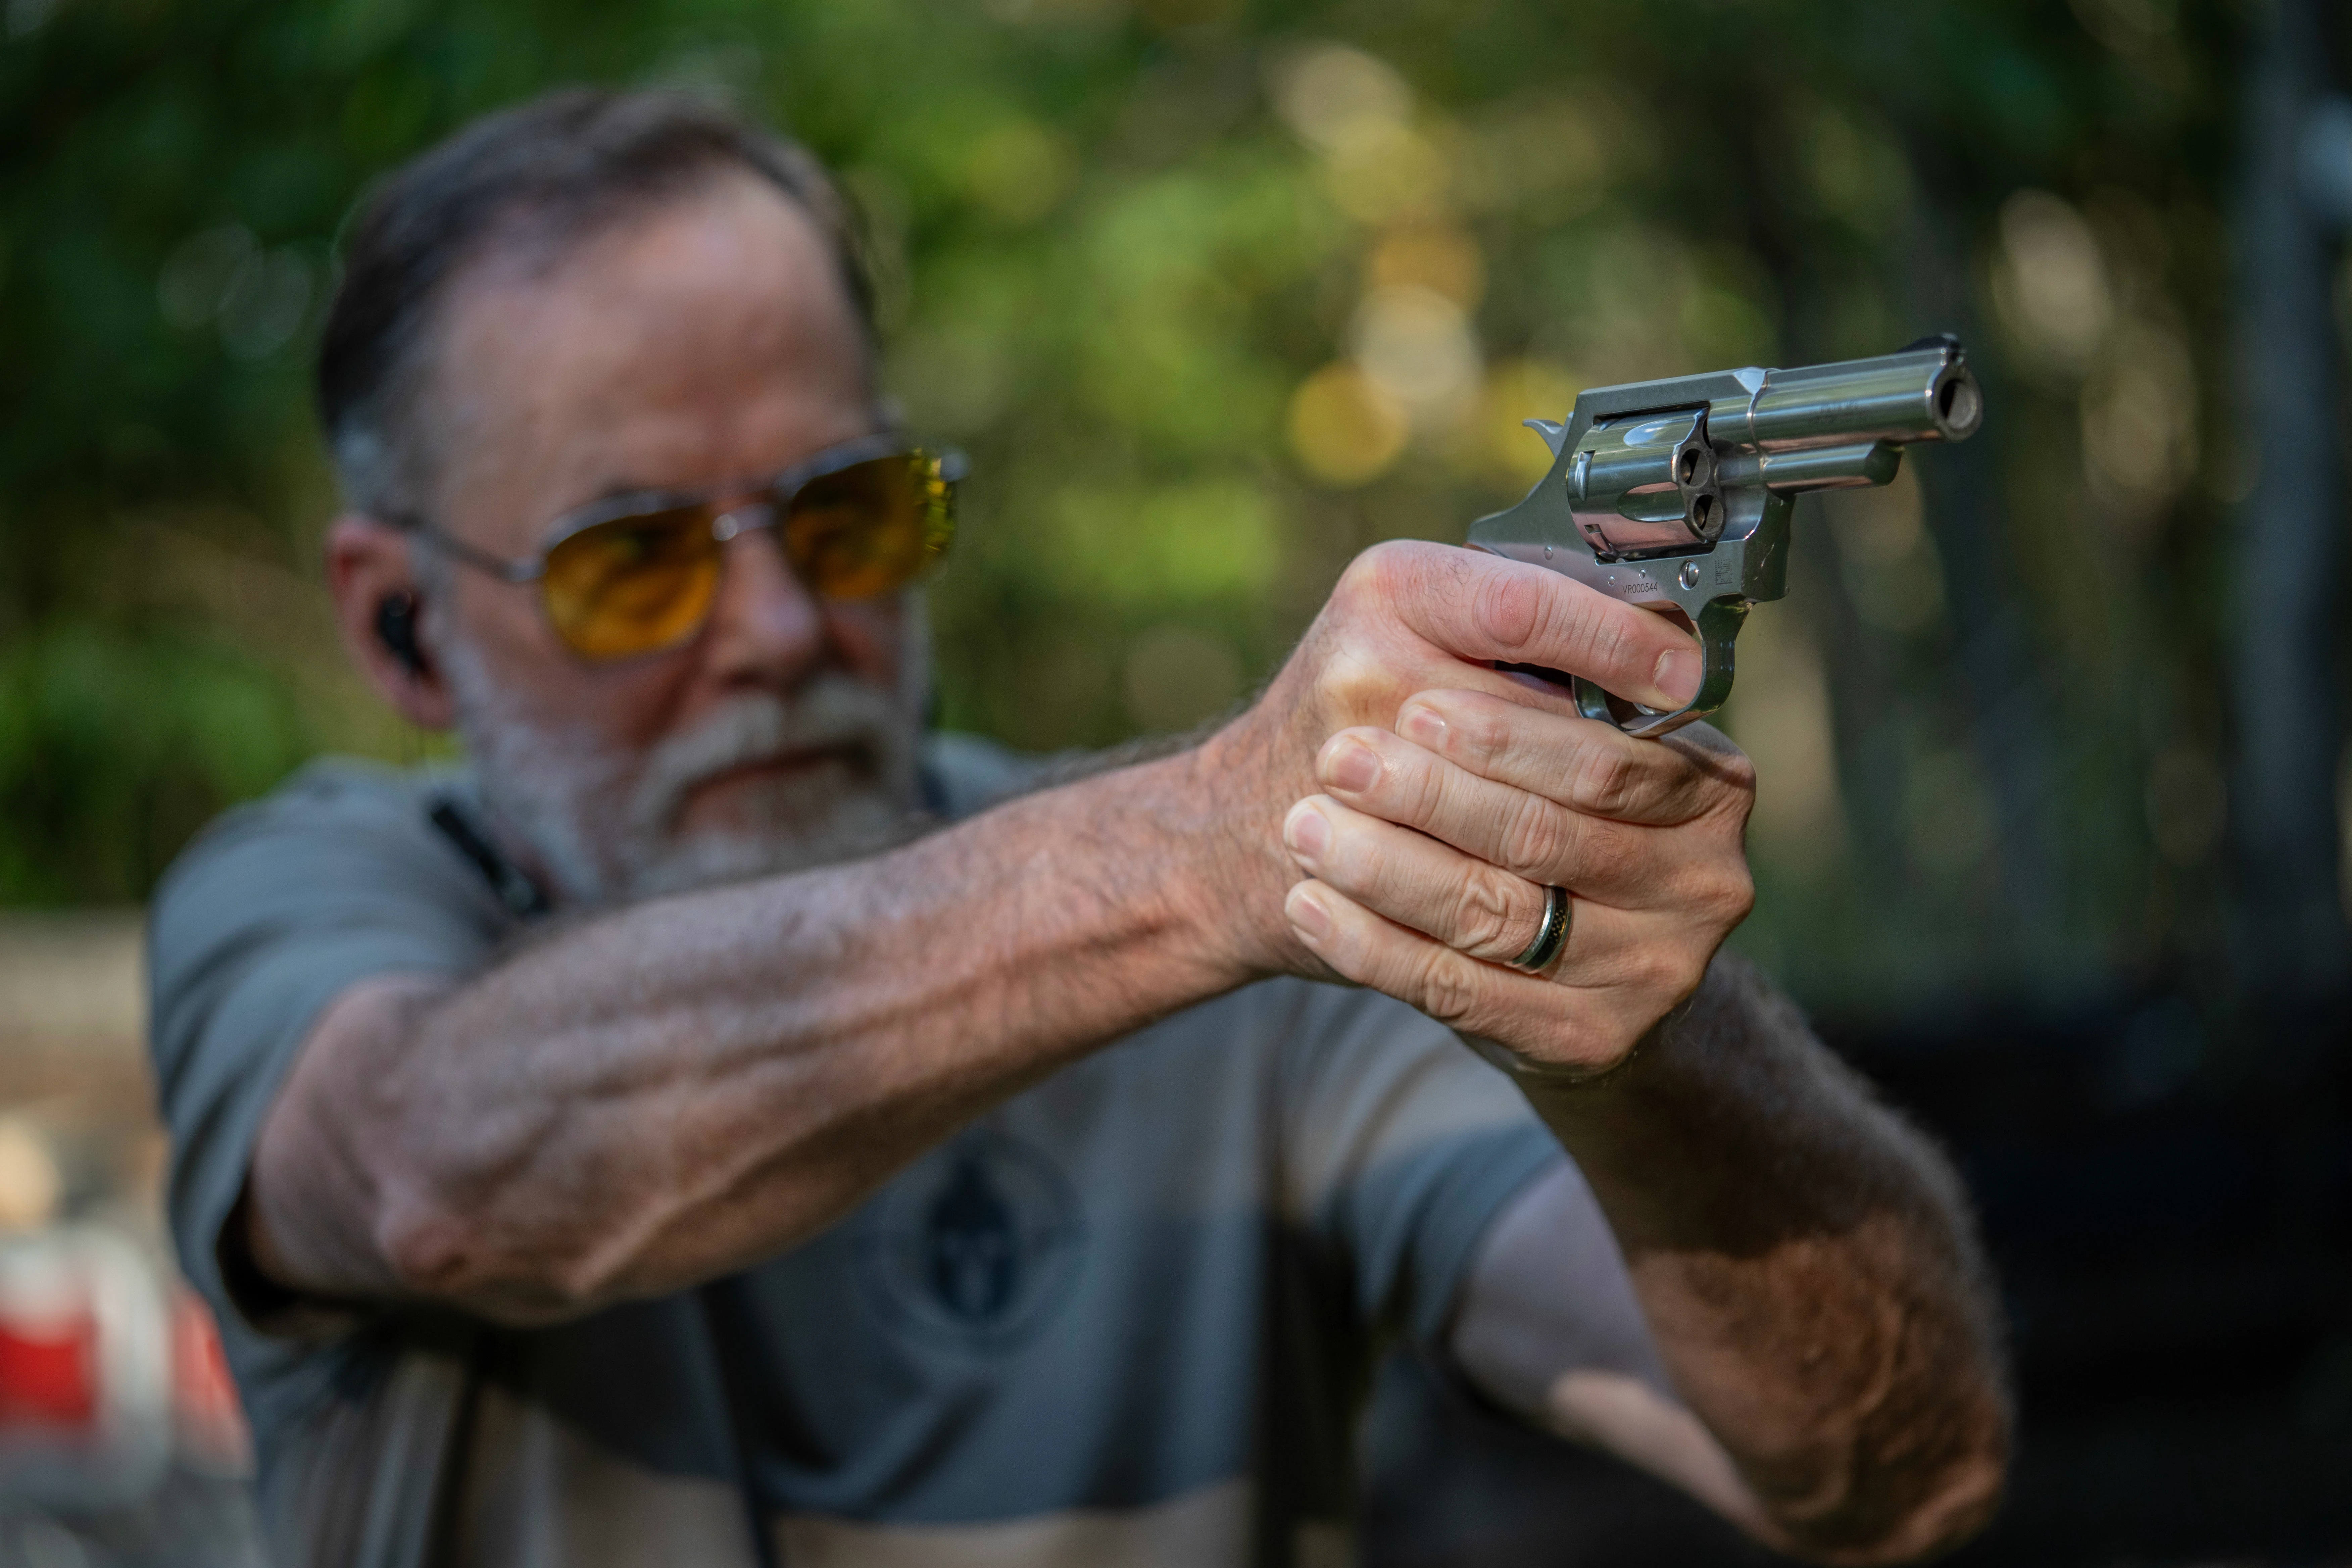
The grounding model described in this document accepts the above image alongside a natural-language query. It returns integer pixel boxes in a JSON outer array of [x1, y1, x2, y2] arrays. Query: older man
[[149, 89, 2007, 1567]]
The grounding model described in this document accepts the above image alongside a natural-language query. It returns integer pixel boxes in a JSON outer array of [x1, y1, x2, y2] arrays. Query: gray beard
[[442, 641, 922, 909]]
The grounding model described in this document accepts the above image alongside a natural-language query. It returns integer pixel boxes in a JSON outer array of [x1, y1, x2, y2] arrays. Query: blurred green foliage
[[0, 0, 2279, 1009]]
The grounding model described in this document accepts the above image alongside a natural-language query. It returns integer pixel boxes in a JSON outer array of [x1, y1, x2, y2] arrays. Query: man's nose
[[700, 524, 829, 689]]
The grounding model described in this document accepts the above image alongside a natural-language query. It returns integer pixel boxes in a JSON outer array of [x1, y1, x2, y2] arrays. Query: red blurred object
[[170, 1288, 250, 1470], [0, 1308, 98, 1429], [0, 1228, 172, 1504]]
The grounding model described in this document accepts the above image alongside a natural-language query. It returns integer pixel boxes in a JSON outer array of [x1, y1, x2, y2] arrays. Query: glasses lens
[[541, 505, 721, 659], [782, 453, 956, 600]]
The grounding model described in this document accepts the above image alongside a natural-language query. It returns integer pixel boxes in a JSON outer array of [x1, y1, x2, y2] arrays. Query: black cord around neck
[[698, 1279, 785, 1568]]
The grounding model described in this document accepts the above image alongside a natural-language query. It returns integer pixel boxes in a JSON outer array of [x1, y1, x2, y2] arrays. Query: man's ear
[[325, 516, 459, 731]]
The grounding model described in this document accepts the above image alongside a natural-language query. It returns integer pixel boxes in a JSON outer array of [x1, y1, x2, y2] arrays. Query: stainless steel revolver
[[1465, 336, 1983, 737]]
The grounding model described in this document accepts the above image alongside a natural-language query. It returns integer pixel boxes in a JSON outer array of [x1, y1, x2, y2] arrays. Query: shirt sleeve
[[1271, 983, 1564, 1346], [146, 762, 508, 1426]]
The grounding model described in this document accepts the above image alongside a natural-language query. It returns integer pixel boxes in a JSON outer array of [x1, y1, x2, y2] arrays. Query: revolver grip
[[1569, 596, 1749, 740]]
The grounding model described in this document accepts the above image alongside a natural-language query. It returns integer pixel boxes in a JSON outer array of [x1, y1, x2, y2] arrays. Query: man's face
[[417, 172, 923, 906]]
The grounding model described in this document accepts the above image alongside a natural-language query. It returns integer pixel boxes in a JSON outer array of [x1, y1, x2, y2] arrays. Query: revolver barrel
[[1733, 345, 1982, 454]]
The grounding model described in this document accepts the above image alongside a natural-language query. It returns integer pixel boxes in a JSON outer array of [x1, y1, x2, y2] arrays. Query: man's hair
[[316, 87, 875, 523]]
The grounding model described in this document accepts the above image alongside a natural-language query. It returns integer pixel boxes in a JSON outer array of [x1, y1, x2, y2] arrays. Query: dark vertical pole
[[1893, 151, 2068, 980], [2229, 0, 2351, 1014]]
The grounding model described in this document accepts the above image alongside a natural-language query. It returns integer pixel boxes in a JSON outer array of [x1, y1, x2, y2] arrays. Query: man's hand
[[1276, 694, 1755, 1071], [1196, 538, 1712, 984]]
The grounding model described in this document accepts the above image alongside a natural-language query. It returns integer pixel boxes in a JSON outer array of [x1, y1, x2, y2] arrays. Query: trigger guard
[[1572, 597, 1751, 741], [1572, 676, 1710, 739]]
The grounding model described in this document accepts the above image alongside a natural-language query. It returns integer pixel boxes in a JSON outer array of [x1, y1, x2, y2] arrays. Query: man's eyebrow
[[592, 476, 690, 500], [560, 475, 704, 515]]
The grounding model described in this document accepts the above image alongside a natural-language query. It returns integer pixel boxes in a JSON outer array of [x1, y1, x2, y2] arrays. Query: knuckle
[[1449, 866, 1520, 954], [1672, 726, 1757, 802], [1450, 697, 1515, 772], [1498, 793, 1570, 878], [1709, 863, 1757, 927], [1411, 947, 1485, 1026], [1568, 741, 1644, 817], [1712, 750, 1759, 810], [1344, 539, 1417, 607], [1719, 744, 1758, 793], [1328, 561, 1377, 623], [1315, 640, 1384, 715], [1628, 943, 1695, 1002], [1472, 568, 1544, 653]]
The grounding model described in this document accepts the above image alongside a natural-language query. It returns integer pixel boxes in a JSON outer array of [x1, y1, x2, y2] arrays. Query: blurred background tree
[[7, 0, 2330, 1029], [0, 0, 2340, 1008]]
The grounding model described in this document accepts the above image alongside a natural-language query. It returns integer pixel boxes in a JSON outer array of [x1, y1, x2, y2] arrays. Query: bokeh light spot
[[1287, 362, 1408, 486]]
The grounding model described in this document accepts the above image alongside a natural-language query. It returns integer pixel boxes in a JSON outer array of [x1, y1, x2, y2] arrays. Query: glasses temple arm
[[386, 514, 544, 584]]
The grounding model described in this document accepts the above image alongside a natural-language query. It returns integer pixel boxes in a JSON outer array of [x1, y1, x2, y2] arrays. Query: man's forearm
[[252, 739, 1285, 1323], [1511, 956, 2010, 1563]]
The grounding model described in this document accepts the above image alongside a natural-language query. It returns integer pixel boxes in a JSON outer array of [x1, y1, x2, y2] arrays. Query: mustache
[[625, 677, 912, 836]]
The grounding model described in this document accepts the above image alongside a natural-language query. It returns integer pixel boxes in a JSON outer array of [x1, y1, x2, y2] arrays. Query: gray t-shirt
[[148, 743, 1563, 1567]]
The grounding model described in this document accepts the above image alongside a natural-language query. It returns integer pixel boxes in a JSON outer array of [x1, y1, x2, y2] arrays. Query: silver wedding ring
[[1509, 885, 1572, 972]]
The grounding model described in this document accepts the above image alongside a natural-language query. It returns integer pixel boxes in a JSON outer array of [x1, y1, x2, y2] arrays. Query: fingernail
[[1285, 886, 1332, 940], [1399, 705, 1446, 750], [1323, 739, 1380, 794], [1653, 646, 1702, 706], [1283, 801, 1332, 862]]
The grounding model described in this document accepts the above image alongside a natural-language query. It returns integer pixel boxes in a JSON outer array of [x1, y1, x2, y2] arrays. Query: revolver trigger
[[1522, 418, 1568, 457], [1570, 596, 1749, 740]]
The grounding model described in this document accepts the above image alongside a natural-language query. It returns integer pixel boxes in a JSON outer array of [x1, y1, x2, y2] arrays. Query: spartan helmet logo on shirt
[[855, 1128, 1083, 1351], [927, 1155, 1019, 1322]]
